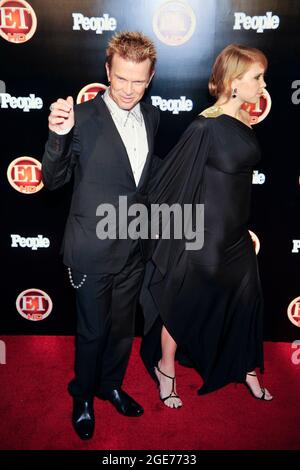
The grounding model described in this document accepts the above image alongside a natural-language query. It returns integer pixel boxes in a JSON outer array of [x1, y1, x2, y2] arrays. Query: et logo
[[0, 0, 37, 44], [249, 230, 260, 254], [16, 289, 53, 321], [152, 0, 196, 46], [288, 297, 300, 328], [7, 156, 43, 194], [76, 83, 107, 104], [241, 89, 271, 125]]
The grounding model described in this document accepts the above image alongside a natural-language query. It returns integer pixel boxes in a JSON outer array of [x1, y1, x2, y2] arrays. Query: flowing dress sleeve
[[141, 116, 211, 333]]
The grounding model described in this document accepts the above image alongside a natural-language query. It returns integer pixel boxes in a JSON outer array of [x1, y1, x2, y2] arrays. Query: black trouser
[[68, 242, 144, 400]]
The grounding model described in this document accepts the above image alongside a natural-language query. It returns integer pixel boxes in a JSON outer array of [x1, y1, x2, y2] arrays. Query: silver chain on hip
[[68, 267, 87, 289]]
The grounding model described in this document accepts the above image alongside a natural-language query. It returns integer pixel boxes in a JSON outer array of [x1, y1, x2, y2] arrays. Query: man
[[42, 32, 159, 440]]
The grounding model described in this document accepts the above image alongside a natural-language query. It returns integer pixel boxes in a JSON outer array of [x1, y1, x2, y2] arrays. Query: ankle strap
[[156, 364, 175, 381], [156, 364, 177, 399], [247, 372, 257, 377]]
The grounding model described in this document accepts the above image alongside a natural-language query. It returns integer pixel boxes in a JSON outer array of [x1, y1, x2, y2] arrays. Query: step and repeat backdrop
[[1, 0, 299, 340]]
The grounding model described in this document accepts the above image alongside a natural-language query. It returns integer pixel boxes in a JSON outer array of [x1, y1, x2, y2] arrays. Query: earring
[[232, 88, 237, 98]]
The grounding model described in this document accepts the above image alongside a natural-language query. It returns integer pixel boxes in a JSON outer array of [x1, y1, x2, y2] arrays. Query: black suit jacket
[[42, 94, 160, 274]]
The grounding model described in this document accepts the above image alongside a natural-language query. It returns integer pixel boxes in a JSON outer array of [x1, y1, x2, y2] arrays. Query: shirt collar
[[102, 88, 143, 127]]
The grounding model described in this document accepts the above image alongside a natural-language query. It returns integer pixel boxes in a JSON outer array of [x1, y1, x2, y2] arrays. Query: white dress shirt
[[102, 89, 149, 186]]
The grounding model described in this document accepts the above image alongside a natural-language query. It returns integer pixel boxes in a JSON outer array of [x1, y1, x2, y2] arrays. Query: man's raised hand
[[48, 96, 74, 134]]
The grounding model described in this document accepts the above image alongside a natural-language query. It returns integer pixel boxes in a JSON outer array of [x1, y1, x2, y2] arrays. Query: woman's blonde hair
[[208, 44, 268, 101]]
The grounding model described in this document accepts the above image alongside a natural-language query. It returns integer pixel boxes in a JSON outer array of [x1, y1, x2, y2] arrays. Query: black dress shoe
[[72, 398, 95, 440], [96, 388, 144, 417]]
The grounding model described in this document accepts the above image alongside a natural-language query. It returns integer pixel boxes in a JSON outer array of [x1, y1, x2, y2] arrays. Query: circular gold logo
[[153, 0, 196, 46]]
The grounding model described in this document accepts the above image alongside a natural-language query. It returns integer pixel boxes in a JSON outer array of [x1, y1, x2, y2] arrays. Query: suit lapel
[[138, 103, 154, 189], [92, 95, 154, 189], [93, 94, 136, 185]]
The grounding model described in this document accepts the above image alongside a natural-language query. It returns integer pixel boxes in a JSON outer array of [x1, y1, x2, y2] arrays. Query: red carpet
[[0, 337, 299, 450]]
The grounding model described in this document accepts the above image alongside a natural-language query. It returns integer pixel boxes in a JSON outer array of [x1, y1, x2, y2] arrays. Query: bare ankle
[[159, 359, 175, 375]]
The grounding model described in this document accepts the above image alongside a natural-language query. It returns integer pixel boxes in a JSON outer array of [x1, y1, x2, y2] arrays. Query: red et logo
[[16, 289, 53, 321], [7, 156, 43, 194], [76, 83, 107, 104], [0, 0, 37, 43], [248, 230, 260, 254], [287, 297, 300, 328], [241, 89, 271, 125]]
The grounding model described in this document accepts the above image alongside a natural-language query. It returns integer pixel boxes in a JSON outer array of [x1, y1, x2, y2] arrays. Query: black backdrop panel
[[1, 0, 299, 340]]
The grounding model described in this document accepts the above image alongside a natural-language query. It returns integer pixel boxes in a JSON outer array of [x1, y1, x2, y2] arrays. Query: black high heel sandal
[[245, 372, 273, 401], [154, 364, 183, 407]]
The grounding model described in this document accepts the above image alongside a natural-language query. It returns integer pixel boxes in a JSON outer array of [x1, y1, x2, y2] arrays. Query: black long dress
[[140, 113, 264, 394]]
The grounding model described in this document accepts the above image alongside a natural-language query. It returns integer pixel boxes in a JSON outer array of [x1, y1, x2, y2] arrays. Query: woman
[[141, 44, 273, 408]]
